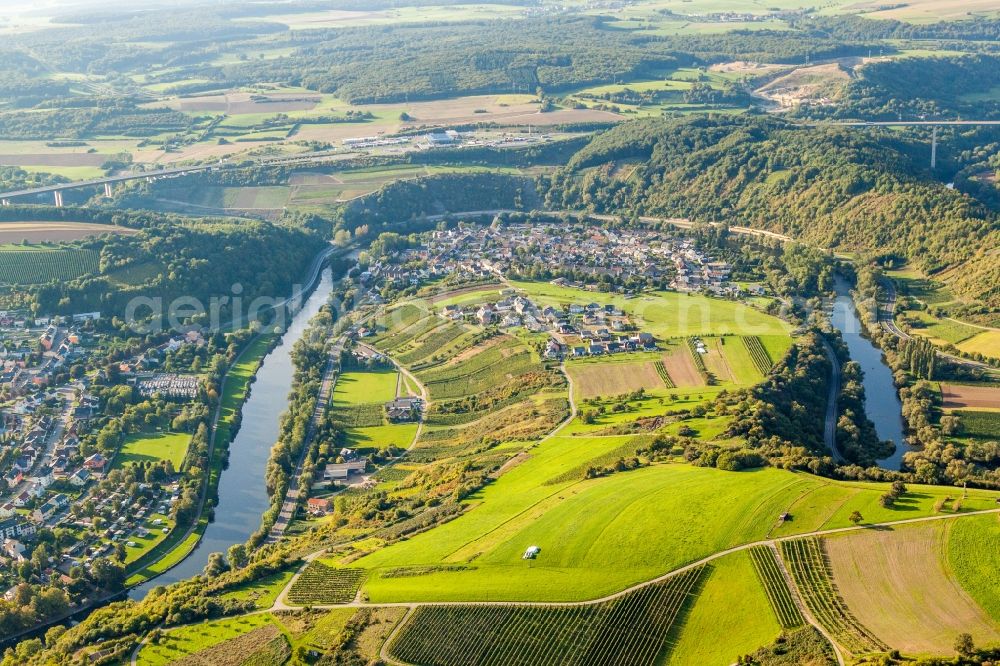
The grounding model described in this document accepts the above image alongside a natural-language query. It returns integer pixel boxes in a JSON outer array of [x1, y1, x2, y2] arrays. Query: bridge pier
[[104, 182, 113, 198], [1, 199, 8, 206], [931, 126, 938, 169], [53, 191, 63, 207]]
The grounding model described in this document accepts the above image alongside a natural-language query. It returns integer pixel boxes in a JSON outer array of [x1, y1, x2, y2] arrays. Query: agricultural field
[[567, 356, 667, 399], [137, 613, 280, 666], [940, 383, 1000, 410], [824, 521, 1000, 654], [666, 552, 781, 666], [957, 330, 1000, 360], [0, 220, 135, 243], [781, 537, 888, 655], [329, 450, 1000, 603], [954, 410, 1000, 439], [747, 546, 804, 630], [333, 369, 399, 406], [947, 514, 1000, 622], [510, 281, 792, 338], [388, 566, 704, 666], [0, 246, 99, 284], [286, 563, 366, 605], [114, 431, 191, 469]]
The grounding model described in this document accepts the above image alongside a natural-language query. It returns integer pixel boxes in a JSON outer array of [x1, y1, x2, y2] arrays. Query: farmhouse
[[386, 397, 422, 422], [307, 497, 332, 515]]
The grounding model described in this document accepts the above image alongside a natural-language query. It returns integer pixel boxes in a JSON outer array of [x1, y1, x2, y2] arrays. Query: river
[[130, 266, 335, 598], [830, 279, 908, 470]]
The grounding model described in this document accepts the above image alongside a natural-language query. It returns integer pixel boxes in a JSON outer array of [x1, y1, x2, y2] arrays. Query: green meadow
[[333, 369, 399, 405], [509, 281, 792, 338], [337, 432, 1000, 603], [115, 432, 191, 469]]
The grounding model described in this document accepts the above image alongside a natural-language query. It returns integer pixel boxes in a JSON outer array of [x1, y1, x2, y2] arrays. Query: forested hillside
[[545, 116, 1000, 308], [5, 210, 327, 323]]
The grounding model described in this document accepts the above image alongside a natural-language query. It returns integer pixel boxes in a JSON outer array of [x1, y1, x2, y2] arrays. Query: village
[[368, 221, 748, 298], [0, 309, 212, 604]]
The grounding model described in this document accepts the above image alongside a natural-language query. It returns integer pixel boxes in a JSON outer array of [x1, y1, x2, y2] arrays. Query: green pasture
[[509, 281, 792, 338], [667, 551, 781, 665], [346, 423, 418, 450], [341, 433, 1000, 603], [333, 369, 399, 406], [137, 613, 276, 665], [220, 566, 297, 609], [948, 514, 1000, 622], [115, 432, 191, 469]]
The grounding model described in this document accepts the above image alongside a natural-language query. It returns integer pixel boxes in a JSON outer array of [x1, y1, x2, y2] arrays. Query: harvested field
[[568, 359, 665, 399], [957, 330, 1000, 360], [825, 521, 1000, 654], [0, 221, 135, 243], [661, 346, 704, 387], [940, 383, 1000, 409], [0, 152, 109, 167], [702, 338, 735, 383]]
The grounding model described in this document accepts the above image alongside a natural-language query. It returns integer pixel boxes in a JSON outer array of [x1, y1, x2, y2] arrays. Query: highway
[[878, 279, 995, 374], [0, 148, 351, 201]]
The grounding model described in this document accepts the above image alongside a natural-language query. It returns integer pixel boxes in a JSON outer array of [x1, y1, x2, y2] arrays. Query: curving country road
[[878, 279, 995, 374], [820, 338, 845, 464]]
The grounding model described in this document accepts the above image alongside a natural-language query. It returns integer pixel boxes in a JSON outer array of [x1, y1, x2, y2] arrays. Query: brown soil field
[[662, 346, 704, 387], [0, 153, 108, 167], [825, 522, 1000, 654], [702, 338, 735, 383], [0, 221, 136, 243], [941, 384, 1000, 410], [569, 359, 665, 399]]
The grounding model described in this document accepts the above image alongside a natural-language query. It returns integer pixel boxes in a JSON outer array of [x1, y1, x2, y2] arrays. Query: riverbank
[[124, 333, 276, 588], [129, 266, 338, 597], [830, 278, 907, 470]]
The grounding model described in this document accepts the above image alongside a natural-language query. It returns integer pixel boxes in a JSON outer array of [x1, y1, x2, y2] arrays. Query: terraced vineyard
[[419, 338, 538, 400], [686, 338, 707, 373], [0, 248, 99, 284], [781, 538, 888, 654], [397, 321, 468, 365], [286, 563, 366, 605], [748, 546, 804, 629], [653, 360, 675, 388], [743, 336, 774, 375], [388, 566, 704, 666]]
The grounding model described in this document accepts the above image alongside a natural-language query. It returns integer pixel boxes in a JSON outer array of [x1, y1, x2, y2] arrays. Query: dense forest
[[4, 209, 326, 325], [544, 116, 1000, 310]]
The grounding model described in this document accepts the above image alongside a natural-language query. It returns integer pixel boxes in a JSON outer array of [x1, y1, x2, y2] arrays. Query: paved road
[[267, 335, 346, 541], [820, 338, 845, 464], [879, 279, 995, 374]]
